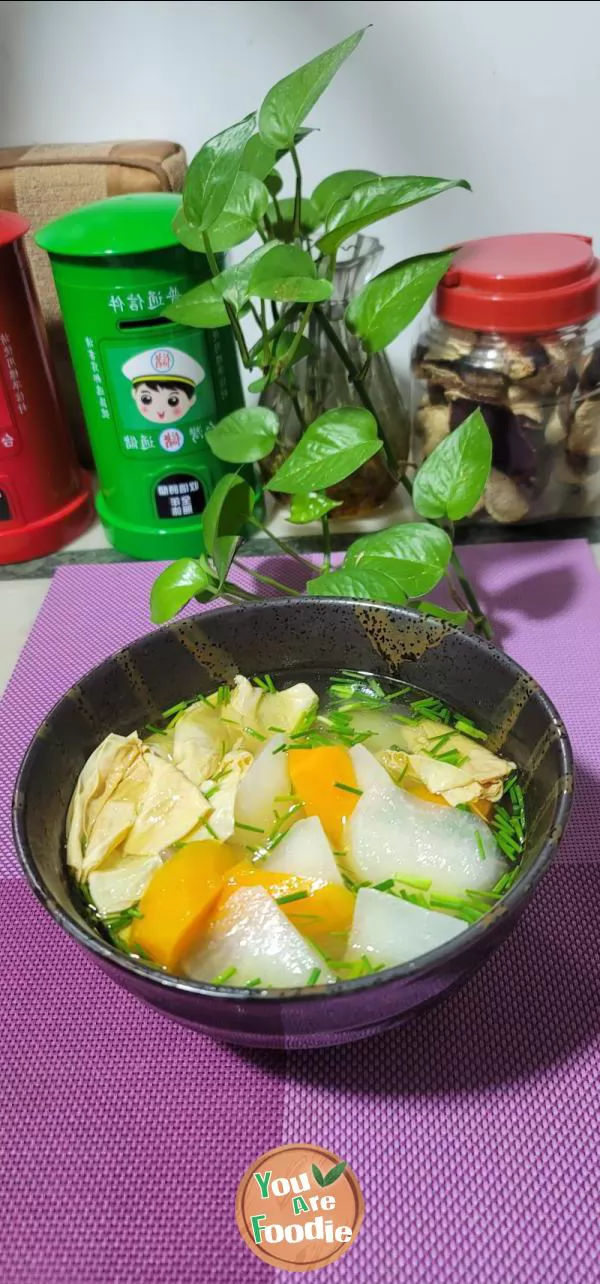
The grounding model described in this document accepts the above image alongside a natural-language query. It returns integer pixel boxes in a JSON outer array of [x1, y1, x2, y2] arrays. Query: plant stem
[[202, 232, 251, 367], [274, 378, 307, 431], [321, 515, 331, 571], [449, 551, 493, 639], [222, 581, 259, 602], [249, 516, 316, 573], [313, 305, 398, 477], [249, 304, 303, 361], [234, 560, 298, 596], [260, 299, 271, 363], [290, 145, 302, 240]]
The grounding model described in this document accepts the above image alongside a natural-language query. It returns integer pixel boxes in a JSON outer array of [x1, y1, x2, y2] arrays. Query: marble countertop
[[2, 499, 600, 696]]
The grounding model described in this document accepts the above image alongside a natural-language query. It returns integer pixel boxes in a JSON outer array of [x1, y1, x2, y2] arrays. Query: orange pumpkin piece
[[288, 745, 360, 849], [131, 840, 238, 971]]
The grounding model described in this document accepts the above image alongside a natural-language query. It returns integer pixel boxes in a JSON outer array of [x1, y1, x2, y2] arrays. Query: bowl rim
[[12, 596, 574, 1005]]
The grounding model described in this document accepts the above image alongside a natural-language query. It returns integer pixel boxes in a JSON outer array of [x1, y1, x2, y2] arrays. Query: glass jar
[[259, 235, 409, 518], [410, 234, 600, 523]]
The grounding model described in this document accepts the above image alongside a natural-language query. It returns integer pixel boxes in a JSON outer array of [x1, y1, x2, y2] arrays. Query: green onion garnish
[[454, 718, 487, 741], [373, 879, 394, 891], [276, 890, 309, 905], [211, 966, 237, 985], [204, 822, 219, 841], [475, 831, 486, 861], [334, 782, 363, 796], [307, 967, 321, 986], [244, 725, 266, 741], [246, 977, 262, 988], [235, 821, 265, 834]]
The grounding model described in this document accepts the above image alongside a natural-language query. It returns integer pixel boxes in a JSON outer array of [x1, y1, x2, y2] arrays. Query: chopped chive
[[504, 773, 518, 793], [493, 872, 511, 894], [145, 723, 167, 735], [454, 718, 487, 741], [244, 725, 266, 741], [220, 717, 238, 726], [216, 684, 231, 705], [429, 893, 464, 909], [252, 676, 268, 690], [395, 875, 432, 891], [475, 831, 486, 861], [268, 726, 286, 733], [236, 821, 265, 834], [466, 888, 500, 902], [395, 762, 409, 786], [246, 977, 262, 988], [307, 967, 321, 986], [373, 879, 395, 891], [334, 781, 363, 796], [272, 742, 289, 754], [392, 713, 418, 725], [204, 822, 219, 841], [203, 784, 220, 800], [266, 830, 287, 853], [274, 793, 301, 803], [211, 966, 237, 985], [275, 890, 309, 905], [428, 731, 454, 754]]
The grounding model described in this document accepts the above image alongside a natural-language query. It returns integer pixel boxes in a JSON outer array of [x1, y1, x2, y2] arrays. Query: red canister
[[0, 211, 92, 563]]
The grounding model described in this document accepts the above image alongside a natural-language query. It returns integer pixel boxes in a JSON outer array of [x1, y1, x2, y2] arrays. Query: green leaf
[[413, 407, 492, 522], [202, 474, 255, 582], [265, 171, 283, 197], [312, 1164, 326, 1188], [323, 1161, 347, 1186], [150, 558, 215, 624], [254, 330, 315, 377], [317, 175, 471, 256], [200, 172, 269, 253], [242, 127, 314, 180], [416, 602, 468, 627], [249, 243, 333, 303], [265, 406, 381, 494], [307, 564, 408, 606], [288, 492, 342, 524], [258, 28, 366, 149], [168, 242, 278, 327], [164, 273, 231, 328], [241, 134, 278, 181], [345, 251, 454, 354], [206, 406, 279, 464], [311, 170, 379, 218], [266, 196, 322, 239], [183, 112, 256, 231], [345, 522, 452, 597], [217, 242, 278, 312]]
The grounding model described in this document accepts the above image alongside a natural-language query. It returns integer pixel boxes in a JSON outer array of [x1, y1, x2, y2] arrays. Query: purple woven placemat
[[2, 540, 600, 1284]]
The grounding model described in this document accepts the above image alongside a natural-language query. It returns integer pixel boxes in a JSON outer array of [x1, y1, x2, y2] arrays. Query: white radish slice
[[234, 735, 291, 837], [348, 782, 505, 894], [346, 886, 468, 968], [262, 816, 343, 886], [350, 743, 395, 793], [183, 885, 335, 987]]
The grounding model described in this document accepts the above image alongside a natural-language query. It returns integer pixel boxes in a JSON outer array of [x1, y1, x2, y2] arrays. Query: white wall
[[1, 0, 599, 372]]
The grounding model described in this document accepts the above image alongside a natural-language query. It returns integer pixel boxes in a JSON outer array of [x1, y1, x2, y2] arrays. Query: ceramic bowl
[[13, 598, 573, 1050]]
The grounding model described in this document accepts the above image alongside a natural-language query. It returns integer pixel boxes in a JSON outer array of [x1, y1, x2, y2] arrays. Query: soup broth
[[66, 671, 524, 988]]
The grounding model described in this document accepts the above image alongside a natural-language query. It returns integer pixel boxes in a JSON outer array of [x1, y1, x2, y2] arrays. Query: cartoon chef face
[[122, 348, 205, 425]]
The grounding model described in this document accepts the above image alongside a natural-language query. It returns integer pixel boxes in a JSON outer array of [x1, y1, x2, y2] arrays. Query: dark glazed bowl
[[13, 599, 573, 1050]]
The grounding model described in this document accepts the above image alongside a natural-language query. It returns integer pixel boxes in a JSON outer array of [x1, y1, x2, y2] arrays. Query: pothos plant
[[151, 26, 493, 638]]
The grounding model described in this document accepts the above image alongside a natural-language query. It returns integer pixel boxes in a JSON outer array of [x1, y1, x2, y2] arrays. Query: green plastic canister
[[36, 193, 244, 559]]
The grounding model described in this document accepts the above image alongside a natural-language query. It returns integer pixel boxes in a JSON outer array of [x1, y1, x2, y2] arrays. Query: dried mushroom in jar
[[411, 322, 590, 523]]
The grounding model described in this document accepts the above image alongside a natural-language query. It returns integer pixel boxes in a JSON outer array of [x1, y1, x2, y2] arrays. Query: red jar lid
[[0, 211, 30, 249], [435, 233, 600, 334]]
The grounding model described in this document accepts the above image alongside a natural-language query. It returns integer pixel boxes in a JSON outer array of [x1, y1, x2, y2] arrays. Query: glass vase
[[259, 235, 409, 518]]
